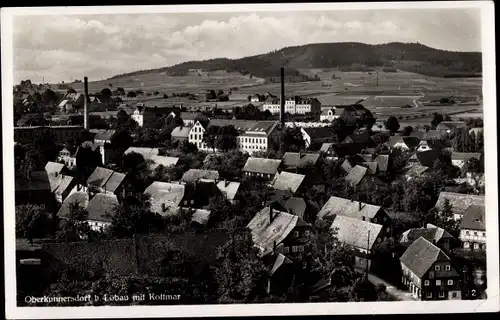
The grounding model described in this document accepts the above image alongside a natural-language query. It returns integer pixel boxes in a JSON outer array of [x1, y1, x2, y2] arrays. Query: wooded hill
[[110, 42, 482, 80]]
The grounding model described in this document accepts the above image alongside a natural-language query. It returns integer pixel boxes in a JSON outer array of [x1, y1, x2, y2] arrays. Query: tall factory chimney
[[280, 67, 285, 126], [83, 76, 89, 130]]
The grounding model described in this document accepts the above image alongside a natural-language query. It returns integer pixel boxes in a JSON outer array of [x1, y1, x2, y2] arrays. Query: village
[[14, 68, 486, 305]]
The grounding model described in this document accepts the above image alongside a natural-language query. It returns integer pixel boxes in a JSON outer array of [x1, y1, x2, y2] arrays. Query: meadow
[[54, 67, 483, 122]]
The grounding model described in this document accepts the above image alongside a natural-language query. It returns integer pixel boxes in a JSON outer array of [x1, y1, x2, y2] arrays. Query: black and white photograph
[[2, 2, 499, 318]]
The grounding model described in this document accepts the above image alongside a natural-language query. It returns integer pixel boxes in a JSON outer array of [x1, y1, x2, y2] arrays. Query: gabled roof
[[374, 155, 389, 172], [179, 112, 202, 120], [317, 196, 383, 221], [436, 121, 466, 131], [405, 164, 430, 177], [389, 136, 420, 149], [149, 155, 179, 170], [262, 251, 293, 276], [400, 226, 454, 247], [87, 167, 126, 193], [330, 215, 383, 251], [242, 157, 282, 175], [45, 162, 66, 176], [423, 130, 443, 140], [181, 169, 219, 183], [272, 171, 306, 194], [58, 191, 89, 217], [460, 205, 485, 231], [435, 192, 485, 217], [400, 237, 452, 278], [207, 119, 258, 132], [451, 152, 481, 162], [360, 162, 378, 174], [53, 175, 75, 196], [191, 209, 212, 226], [301, 127, 335, 139], [469, 127, 483, 136], [171, 126, 191, 138], [216, 180, 241, 201], [410, 131, 426, 139], [247, 121, 280, 135], [124, 147, 160, 159], [345, 165, 367, 186], [416, 150, 439, 167], [282, 152, 320, 169], [144, 181, 185, 215], [104, 172, 126, 193], [247, 207, 309, 256], [320, 143, 334, 152], [87, 193, 119, 222]]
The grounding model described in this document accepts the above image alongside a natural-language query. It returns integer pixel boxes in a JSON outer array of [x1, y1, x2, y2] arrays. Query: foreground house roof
[[58, 191, 89, 217], [400, 224, 455, 248], [87, 193, 119, 222], [400, 237, 456, 278], [247, 206, 308, 256], [216, 180, 241, 201], [317, 196, 383, 221], [87, 167, 126, 194], [282, 152, 320, 169], [144, 181, 185, 215], [171, 126, 191, 138], [272, 171, 306, 194], [435, 191, 485, 217], [460, 205, 485, 231], [330, 215, 382, 251], [242, 157, 282, 175], [345, 165, 368, 186]]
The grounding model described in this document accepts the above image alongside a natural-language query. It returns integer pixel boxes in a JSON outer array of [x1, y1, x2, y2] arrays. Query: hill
[[109, 42, 482, 80]]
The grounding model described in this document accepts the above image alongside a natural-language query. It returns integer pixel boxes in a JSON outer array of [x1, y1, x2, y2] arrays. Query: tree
[[270, 127, 305, 153], [134, 127, 160, 147], [42, 88, 58, 105], [215, 229, 269, 303], [463, 157, 481, 174], [15, 204, 52, 243], [431, 113, 444, 128], [67, 88, 77, 95], [215, 125, 238, 152], [384, 116, 400, 134], [116, 87, 126, 96], [401, 126, 413, 136], [127, 91, 137, 98], [100, 88, 112, 103], [75, 144, 103, 183], [247, 95, 252, 102], [56, 201, 91, 242], [118, 152, 152, 192], [110, 128, 133, 151], [202, 125, 219, 152], [429, 199, 460, 237]]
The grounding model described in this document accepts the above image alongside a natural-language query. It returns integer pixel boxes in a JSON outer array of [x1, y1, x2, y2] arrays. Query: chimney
[[83, 76, 89, 130], [269, 206, 274, 221], [224, 179, 229, 187], [359, 201, 362, 211], [280, 67, 285, 126]]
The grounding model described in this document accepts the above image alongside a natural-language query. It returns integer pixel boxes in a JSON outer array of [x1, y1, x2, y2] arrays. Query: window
[[464, 242, 470, 249], [482, 244, 487, 249], [445, 265, 451, 271], [483, 232, 486, 237], [452, 292, 458, 298], [292, 246, 298, 253], [439, 292, 445, 298], [426, 292, 432, 298], [447, 280, 453, 285], [283, 246, 289, 254], [435, 265, 440, 271], [473, 243, 479, 249], [302, 262, 307, 269], [305, 230, 310, 236], [436, 280, 441, 286], [298, 246, 305, 252], [466, 231, 470, 235], [293, 231, 299, 237], [474, 231, 478, 236], [424, 280, 430, 286]]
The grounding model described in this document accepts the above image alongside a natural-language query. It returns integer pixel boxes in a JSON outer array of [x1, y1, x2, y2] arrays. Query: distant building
[[242, 157, 282, 181], [93, 129, 115, 145], [300, 127, 335, 148], [171, 126, 191, 143], [262, 96, 321, 115], [436, 121, 466, 134], [388, 136, 421, 151], [86, 167, 128, 199], [459, 205, 486, 250], [400, 237, 462, 300], [14, 126, 83, 144], [451, 152, 481, 169], [250, 94, 261, 103], [400, 224, 457, 251], [434, 191, 485, 221], [337, 104, 372, 126], [131, 105, 175, 127], [181, 169, 220, 184], [86, 193, 119, 232], [169, 111, 202, 126], [320, 108, 339, 122]]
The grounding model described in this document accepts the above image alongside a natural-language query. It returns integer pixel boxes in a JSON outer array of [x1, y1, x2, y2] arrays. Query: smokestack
[[280, 67, 285, 126], [83, 76, 89, 130]]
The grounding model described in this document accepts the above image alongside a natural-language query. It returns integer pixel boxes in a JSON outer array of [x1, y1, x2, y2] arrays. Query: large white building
[[188, 119, 280, 154], [262, 97, 321, 115]]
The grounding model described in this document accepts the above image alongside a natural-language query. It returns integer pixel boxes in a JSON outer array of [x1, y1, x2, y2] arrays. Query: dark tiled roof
[[416, 150, 439, 167], [282, 152, 320, 169], [399, 237, 451, 278], [242, 157, 282, 175], [272, 171, 306, 194], [331, 143, 367, 157], [58, 191, 89, 217], [302, 127, 335, 139], [330, 215, 383, 251], [87, 193, 119, 222], [345, 165, 367, 186], [94, 130, 116, 142], [451, 152, 481, 162], [400, 226, 454, 247], [374, 155, 389, 172], [318, 196, 382, 221], [460, 205, 485, 231], [181, 169, 219, 183]]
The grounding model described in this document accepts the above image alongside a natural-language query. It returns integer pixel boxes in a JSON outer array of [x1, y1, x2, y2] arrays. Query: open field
[[52, 68, 483, 121]]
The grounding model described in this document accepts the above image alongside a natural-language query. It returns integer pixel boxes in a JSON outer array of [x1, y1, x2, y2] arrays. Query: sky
[[11, 8, 482, 84]]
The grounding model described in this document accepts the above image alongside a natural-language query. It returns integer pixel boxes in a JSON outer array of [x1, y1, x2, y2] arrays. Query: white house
[[262, 97, 321, 115], [459, 205, 486, 250], [320, 108, 339, 122]]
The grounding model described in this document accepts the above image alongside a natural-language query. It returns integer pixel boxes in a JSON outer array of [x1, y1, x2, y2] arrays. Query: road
[[367, 272, 417, 301]]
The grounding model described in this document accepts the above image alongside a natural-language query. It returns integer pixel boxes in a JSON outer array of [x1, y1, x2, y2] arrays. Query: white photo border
[[2, 1, 499, 318]]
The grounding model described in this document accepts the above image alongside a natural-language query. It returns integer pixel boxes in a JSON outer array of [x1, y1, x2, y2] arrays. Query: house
[[281, 152, 320, 171], [50, 174, 76, 204], [374, 155, 389, 172], [468, 127, 483, 136], [400, 237, 462, 300], [144, 181, 187, 215], [400, 224, 456, 251], [451, 152, 481, 169], [417, 140, 432, 152], [330, 215, 384, 270], [57, 147, 79, 169], [131, 105, 175, 127], [453, 172, 485, 192], [190, 209, 212, 231], [250, 94, 261, 103], [86, 167, 128, 198], [436, 121, 466, 134], [247, 206, 311, 257], [410, 131, 426, 140], [272, 171, 306, 195], [389, 136, 421, 151], [267, 195, 307, 219], [360, 162, 378, 175], [317, 196, 391, 231], [14, 126, 83, 144], [57, 191, 90, 218], [326, 143, 368, 160], [300, 127, 335, 148], [242, 157, 282, 181], [93, 130, 115, 145], [320, 108, 339, 122], [188, 119, 280, 154], [434, 192, 485, 221], [459, 205, 486, 250], [124, 147, 160, 159], [262, 96, 321, 115], [216, 180, 241, 204], [345, 165, 368, 187], [171, 126, 191, 142], [262, 251, 294, 295], [86, 193, 119, 232], [148, 155, 179, 171], [342, 131, 373, 146], [319, 143, 334, 155], [338, 104, 372, 126], [177, 112, 202, 126], [404, 164, 430, 181], [181, 169, 219, 184]]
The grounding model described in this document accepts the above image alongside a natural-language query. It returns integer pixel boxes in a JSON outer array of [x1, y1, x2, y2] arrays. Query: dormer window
[[435, 265, 440, 271]]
